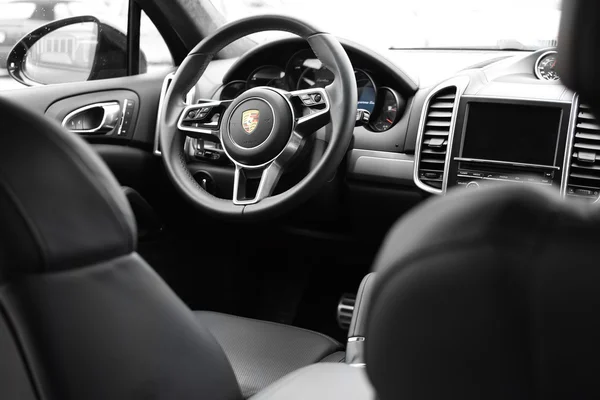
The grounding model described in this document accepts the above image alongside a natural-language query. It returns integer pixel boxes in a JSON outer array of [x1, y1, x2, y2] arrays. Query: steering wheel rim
[[159, 15, 357, 220]]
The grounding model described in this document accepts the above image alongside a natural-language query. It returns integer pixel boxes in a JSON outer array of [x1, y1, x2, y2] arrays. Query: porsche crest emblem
[[242, 109, 260, 134]]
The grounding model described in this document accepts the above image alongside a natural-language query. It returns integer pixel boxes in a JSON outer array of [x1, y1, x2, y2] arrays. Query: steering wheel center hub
[[221, 88, 293, 166]]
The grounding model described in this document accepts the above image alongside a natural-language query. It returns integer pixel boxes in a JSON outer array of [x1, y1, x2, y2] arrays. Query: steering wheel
[[159, 15, 357, 220]]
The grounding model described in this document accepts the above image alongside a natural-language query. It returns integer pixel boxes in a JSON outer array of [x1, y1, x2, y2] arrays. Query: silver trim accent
[[561, 94, 579, 197], [347, 337, 365, 343], [413, 76, 470, 194], [457, 175, 553, 186], [464, 94, 572, 104], [349, 363, 366, 368], [225, 97, 276, 150], [454, 158, 561, 171], [116, 99, 130, 136], [154, 72, 194, 156], [534, 50, 559, 81], [62, 102, 121, 134]]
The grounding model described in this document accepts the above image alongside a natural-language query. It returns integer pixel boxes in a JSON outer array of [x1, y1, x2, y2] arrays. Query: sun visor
[[558, 0, 600, 114]]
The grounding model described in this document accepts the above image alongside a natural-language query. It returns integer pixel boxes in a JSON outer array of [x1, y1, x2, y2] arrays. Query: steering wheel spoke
[[233, 162, 283, 205], [287, 88, 331, 137], [177, 100, 232, 140]]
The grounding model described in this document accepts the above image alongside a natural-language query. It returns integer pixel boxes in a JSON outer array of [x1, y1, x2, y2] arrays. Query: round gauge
[[355, 69, 377, 114], [217, 80, 246, 101], [535, 51, 559, 81], [285, 49, 316, 88], [296, 61, 334, 90], [247, 66, 287, 90], [369, 88, 404, 132]]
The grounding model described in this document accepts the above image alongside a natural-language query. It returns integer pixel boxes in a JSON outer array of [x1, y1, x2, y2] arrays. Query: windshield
[[210, 0, 562, 51], [0, 3, 36, 20]]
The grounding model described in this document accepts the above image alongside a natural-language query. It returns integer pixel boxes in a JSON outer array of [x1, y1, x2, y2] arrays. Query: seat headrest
[[558, 0, 600, 115], [365, 185, 600, 400], [0, 96, 136, 279]]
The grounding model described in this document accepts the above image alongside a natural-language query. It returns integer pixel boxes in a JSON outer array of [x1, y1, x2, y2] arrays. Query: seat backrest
[[0, 97, 241, 400], [365, 185, 600, 400]]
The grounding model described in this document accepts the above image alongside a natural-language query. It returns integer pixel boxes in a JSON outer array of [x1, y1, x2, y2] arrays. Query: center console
[[447, 97, 570, 191]]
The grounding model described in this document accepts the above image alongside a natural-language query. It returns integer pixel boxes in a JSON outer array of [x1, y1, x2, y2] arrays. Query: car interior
[[2, 0, 600, 399]]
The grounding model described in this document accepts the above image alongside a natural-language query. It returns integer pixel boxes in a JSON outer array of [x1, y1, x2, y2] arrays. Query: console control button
[[466, 181, 480, 189]]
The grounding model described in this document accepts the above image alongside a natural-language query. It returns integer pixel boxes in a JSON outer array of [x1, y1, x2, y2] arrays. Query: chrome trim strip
[[62, 101, 121, 134], [154, 72, 194, 156], [116, 99, 129, 136], [561, 94, 580, 197], [464, 94, 571, 104], [454, 158, 561, 171], [348, 337, 365, 342], [534, 50, 558, 81], [457, 175, 552, 185], [413, 76, 470, 194]]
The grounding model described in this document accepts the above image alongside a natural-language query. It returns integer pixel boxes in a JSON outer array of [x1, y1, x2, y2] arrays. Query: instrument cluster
[[219, 50, 406, 133]]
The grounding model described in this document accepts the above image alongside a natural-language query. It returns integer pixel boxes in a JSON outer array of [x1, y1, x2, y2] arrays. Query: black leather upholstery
[[195, 311, 343, 398], [0, 96, 242, 400], [558, 0, 600, 115], [365, 185, 600, 400], [0, 97, 135, 274]]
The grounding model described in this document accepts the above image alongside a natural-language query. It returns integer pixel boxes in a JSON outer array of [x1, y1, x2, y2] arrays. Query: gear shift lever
[[346, 273, 376, 365]]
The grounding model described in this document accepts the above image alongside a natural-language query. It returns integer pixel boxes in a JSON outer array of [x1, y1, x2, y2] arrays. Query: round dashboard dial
[[296, 60, 334, 90], [369, 88, 404, 132], [247, 66, 287, 90], [535, 51, 559, 81]]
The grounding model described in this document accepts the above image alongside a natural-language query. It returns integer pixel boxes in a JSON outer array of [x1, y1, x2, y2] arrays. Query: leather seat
[[0, 96, 340, 400], [195, 312, 343, 397]]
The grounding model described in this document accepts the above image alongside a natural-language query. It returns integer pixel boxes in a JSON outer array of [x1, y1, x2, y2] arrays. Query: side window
[[0, 1, 173, 90], [140, 11, 174, 72]]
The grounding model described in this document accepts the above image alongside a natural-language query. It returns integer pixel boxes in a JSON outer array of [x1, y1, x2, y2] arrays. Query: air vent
[[416, 86, 458, 191], [565, 103, 600, 201]]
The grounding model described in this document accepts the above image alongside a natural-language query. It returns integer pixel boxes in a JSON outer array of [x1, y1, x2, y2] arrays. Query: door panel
[[0, 69, 170, 146]]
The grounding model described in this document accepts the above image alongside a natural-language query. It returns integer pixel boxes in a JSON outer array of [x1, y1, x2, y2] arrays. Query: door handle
[[62, 102, 121, 134]]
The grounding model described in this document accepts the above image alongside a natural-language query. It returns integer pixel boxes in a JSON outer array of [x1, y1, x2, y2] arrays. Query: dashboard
[[213, 46, 407, 134], [158, 37, 599, 208]]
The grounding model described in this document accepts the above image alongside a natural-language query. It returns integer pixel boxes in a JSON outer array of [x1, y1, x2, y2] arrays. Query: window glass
[[0, 0, 172, 90], [140, 11, 174, 72]]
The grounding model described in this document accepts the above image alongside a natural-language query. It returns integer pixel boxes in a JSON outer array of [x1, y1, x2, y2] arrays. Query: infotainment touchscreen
[[461, 102, 562, 167]]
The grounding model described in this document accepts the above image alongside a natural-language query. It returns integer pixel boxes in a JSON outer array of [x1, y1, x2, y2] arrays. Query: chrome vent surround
[[414, 77, 469, 194], [564, 100, 600, 201]]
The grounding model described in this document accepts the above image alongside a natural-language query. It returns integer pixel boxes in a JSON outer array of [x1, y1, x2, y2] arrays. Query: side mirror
[[6, 16, 147, 86]]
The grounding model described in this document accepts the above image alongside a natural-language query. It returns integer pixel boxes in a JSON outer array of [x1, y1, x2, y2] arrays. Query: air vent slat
[[574, 143, 600, 151], [565, 101, 600, 202], [579, 111, 596, 120], [420, 158, 446, 165], [427, 111, 453, 118], [421, 148, 447, 155], [577, 122, 600, 131], [575, 132, 600, 141], [417, 86, 458, 192], [569, 173, 600, 181], [429, 101, 455, 109], [571, 162, 600, 171], [426, 120, 452, 128], [424, 130, 450, 137]]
